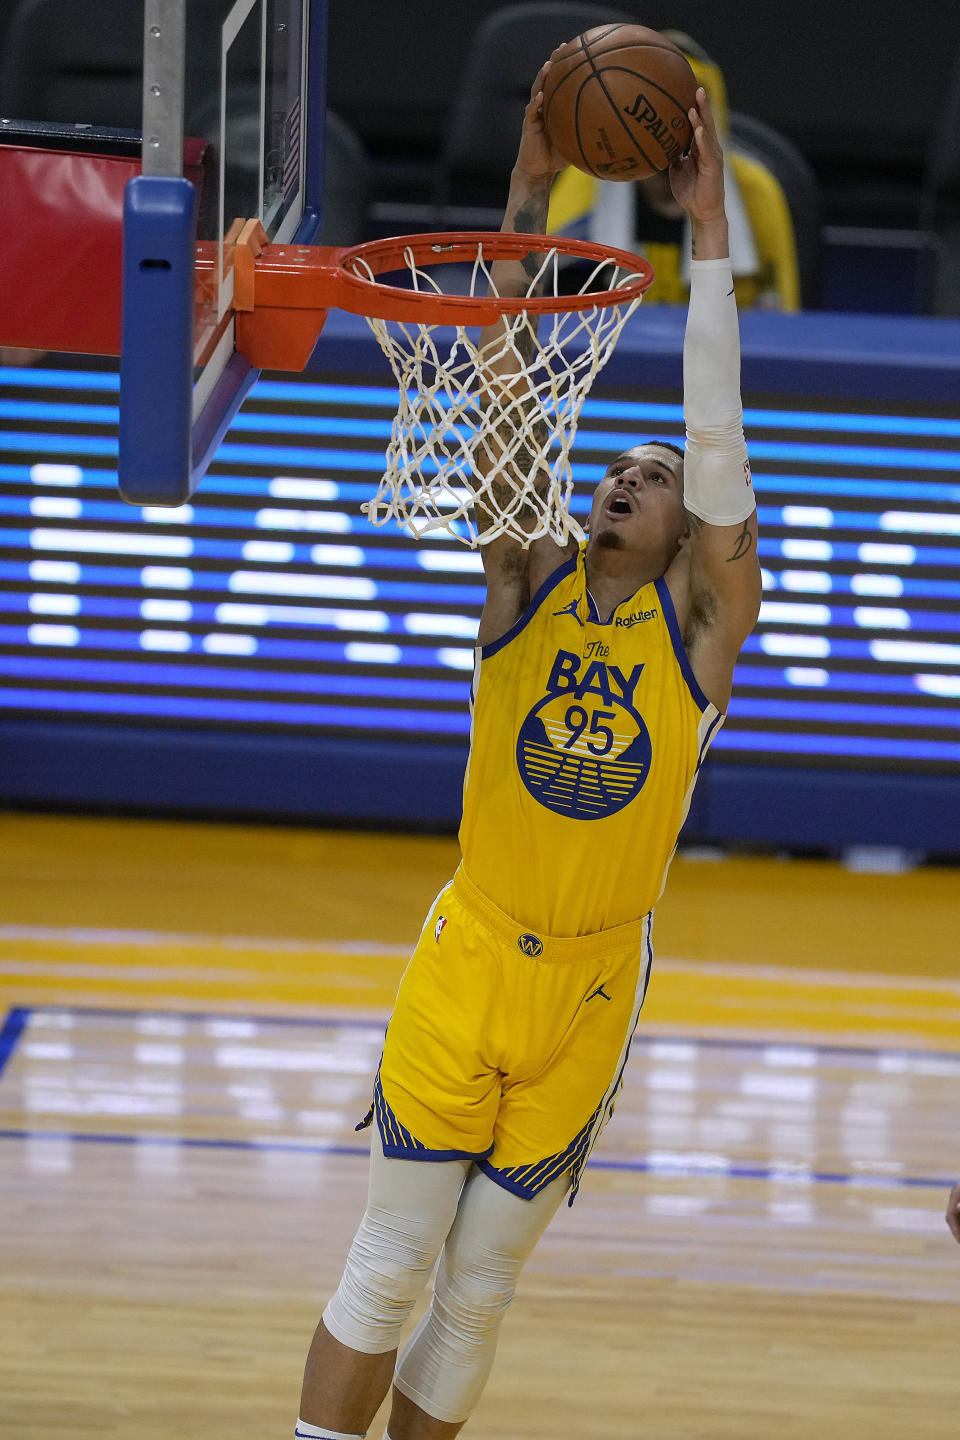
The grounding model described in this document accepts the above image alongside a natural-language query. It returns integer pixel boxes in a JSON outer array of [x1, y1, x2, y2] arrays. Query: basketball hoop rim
[[331, 230, 654, 324]]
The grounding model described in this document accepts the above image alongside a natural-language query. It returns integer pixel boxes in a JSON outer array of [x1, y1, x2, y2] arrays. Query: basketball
[[541, 24, 699, 180]]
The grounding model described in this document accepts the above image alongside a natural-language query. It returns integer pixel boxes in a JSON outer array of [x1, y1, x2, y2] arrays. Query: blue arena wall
[[1, 304, 959, 854]]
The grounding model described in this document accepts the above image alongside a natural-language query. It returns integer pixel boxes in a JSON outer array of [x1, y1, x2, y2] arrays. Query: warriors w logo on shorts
[[362, 868, 654, 1204]]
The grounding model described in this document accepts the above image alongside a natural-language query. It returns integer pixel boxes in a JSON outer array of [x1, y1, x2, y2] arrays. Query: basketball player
[[296, 70, 760, 1440]]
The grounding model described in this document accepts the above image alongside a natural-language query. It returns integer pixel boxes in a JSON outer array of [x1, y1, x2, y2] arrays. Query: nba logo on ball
[[518, 933, 544, 957]]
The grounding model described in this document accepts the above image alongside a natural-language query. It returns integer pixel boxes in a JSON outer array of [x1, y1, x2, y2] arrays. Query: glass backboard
[[119, 0, 325, 506]]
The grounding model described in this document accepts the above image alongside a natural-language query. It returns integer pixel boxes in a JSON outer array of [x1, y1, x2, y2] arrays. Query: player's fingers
[[695, 86, 715, 122], [530, 59, 551, 100], [688, 108, 722, 168], [686, 116, 707, 168], [693, 85, 722, 154], [526, 87, 546, 122]]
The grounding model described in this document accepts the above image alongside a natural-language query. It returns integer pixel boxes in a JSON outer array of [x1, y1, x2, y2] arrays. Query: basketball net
[[353, 242, 648, 548]]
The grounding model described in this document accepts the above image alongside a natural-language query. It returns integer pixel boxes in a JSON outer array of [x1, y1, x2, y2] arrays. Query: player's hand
[[947, 1180, 960, 1243], [667, 86, 726, 224], [513, 58, 569, 184]]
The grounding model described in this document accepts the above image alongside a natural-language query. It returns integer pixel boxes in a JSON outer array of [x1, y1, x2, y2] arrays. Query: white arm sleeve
[[682, 256, 756, 526]]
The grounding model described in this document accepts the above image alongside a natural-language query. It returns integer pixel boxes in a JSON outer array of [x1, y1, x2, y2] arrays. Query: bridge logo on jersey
[[516, 648, 652, 821], [517, 932, 544, 957]]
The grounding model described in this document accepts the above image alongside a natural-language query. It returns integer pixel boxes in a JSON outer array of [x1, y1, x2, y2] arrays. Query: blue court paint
[[0, 1126, 949, 1193], [0, 1007, 28, 1080]]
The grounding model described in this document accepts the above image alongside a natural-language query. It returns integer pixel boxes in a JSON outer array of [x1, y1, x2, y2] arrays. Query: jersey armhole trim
[[480, 554, 578, 660], [654, 575, 711, 713]]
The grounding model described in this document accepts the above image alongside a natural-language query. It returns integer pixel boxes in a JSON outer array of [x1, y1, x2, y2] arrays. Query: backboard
[[119, 0, 325, 506]]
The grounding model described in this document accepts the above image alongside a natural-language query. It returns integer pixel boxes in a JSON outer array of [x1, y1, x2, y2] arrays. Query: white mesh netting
[[353, 244, 646, 548]]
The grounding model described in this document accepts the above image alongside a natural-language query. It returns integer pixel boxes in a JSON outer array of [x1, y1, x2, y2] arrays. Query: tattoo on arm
[[725, 518, 754, 562], [520, 252, 543, 283], [475, 414, 549, 536], [514, 316, 537, 367], [512, 187, 550, 238], [473, 178, 555, 537], [510, 186, 551, 289]]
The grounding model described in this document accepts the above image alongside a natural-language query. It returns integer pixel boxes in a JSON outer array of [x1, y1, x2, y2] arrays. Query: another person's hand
[[668, 86, 725, 225], [513, 59, 569, 185], [947, 1180, 960, 1243]]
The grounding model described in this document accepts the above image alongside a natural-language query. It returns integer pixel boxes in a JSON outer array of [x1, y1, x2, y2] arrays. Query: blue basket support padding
[[119, 175, 197, 506]]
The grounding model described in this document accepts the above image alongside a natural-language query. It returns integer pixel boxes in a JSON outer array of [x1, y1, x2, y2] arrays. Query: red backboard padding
[[0, 140, 206, 356]]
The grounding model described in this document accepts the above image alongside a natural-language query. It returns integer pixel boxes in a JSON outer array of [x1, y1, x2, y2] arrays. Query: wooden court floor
[[1, 812, 958, 1439]]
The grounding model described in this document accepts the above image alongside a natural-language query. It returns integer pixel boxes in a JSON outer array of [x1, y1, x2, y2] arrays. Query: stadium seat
[[0, 0, 145, 125], [728, 112, 822, 309], [430, 2, 634, 222], [918, 41, 960, 314], [319, 112, 371, 246]]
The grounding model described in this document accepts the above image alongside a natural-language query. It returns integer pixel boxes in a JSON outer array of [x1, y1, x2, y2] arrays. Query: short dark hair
[[604, 441, 684, 469], [644, 440, 684, 461]]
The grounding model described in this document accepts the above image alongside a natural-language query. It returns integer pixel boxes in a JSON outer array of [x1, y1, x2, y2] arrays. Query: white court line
[[649, 957, 960, 995], [0, 962, 384, 989], [0, 925, 958, 995], [0, 925, 410, 959], [0, 960, 274, 982]]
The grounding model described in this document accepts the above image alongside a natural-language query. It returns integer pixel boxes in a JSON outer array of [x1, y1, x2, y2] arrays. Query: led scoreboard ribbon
[[0, 366, 959, 768]]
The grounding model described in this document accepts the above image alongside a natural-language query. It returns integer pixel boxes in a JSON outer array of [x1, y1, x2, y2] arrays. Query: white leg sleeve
[[682, 256, 755, 527], [323, 1130, 470, 1355], [392, 1165, 570, 1424]]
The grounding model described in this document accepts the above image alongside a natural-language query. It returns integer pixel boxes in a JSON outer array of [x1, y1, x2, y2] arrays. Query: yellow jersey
[[459, 545, 723, 936]]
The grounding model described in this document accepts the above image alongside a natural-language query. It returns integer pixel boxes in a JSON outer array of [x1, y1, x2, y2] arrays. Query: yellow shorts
[[362, 866, 653, 1203]]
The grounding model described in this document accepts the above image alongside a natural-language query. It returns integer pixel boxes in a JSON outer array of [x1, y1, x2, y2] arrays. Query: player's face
[[588, 445, 687, 558]]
